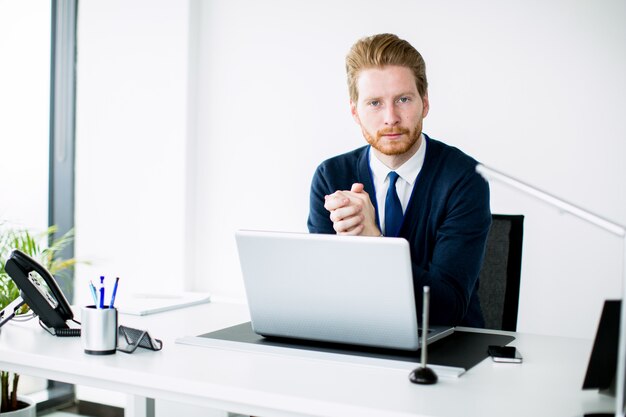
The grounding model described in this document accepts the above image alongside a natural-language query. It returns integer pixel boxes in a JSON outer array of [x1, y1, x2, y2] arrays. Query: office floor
[[41, 403, 247, 417], [42, 411, 249, 417], [40, 401, 123, 417], [44, 411, 248, 417]]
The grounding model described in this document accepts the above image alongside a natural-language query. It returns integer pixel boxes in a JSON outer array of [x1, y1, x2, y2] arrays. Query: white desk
[[0, 301, 616, 417]]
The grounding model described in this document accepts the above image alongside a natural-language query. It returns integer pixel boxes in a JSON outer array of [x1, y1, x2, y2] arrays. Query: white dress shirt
[[369, 134, 427, 235]]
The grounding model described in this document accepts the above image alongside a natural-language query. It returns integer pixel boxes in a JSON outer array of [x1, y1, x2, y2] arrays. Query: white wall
[[190, 0, 626, 339], [74, 0, 192, 408], [75, 0, 191, 304], [75, 0, 626, 345]]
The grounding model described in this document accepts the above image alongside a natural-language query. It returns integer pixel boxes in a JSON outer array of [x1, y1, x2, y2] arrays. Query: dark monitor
[[583, 300, 621, 394]]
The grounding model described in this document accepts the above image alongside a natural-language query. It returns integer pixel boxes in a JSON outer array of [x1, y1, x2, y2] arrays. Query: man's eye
[[369, 100, 380, 107], [398, 97, 410, 103]]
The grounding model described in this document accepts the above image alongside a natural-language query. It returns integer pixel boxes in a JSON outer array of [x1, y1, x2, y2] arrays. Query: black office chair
[[477, 214, 524, 331]]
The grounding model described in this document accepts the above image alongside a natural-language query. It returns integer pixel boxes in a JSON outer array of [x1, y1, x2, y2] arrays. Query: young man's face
[[350, 65, 429, 157]]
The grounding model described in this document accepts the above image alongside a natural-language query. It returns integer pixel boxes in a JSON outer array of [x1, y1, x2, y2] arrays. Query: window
[[0, 0, 77, 408], [0, 1, 50, 232]]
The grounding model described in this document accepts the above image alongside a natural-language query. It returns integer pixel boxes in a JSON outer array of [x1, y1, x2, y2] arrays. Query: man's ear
[[422, 93, 430, 118], [350, 100, 361, 124]]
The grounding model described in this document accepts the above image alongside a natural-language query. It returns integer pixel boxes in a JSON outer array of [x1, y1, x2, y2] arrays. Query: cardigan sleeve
[[307, 163, 336, 234], [411, 167, 491, 327]]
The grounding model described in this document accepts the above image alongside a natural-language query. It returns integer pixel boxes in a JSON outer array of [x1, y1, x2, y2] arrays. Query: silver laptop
[[235, 230, 453, 351]]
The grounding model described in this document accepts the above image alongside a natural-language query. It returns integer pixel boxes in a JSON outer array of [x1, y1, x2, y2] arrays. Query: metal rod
[[421, 286, 430, 367], [476, 164, 625, 237]]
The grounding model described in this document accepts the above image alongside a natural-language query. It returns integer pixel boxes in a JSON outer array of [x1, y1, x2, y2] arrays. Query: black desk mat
[[198, 322, 515, 371]]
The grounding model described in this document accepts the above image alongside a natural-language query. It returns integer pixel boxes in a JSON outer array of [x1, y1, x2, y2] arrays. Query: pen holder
[[81, 305, 118, 355]]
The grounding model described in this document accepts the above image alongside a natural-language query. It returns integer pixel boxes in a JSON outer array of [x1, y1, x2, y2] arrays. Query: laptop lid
[[235, 230, 452, 351]]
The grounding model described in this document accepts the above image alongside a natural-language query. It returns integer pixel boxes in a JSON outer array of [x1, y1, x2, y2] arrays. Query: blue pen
[[109, 277, 120, 308], [98, 276, 105, 309], [89, 281, 98, 306]]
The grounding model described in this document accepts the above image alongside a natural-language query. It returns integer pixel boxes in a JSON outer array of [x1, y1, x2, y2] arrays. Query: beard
[[362, 119, 423, 156]]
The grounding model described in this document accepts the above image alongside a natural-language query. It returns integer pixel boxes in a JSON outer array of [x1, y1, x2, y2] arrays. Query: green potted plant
[[0, 223, 77, 414]]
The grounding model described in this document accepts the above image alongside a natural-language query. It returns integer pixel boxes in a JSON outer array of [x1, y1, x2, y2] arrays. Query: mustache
[[377, 127, 410, 137]]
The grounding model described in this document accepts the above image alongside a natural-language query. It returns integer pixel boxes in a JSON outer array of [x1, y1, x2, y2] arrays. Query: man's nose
[[384, 105, 400, 125]]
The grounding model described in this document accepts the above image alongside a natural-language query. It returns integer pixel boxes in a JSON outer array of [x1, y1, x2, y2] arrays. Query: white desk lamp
[[476, 163, 626, 417]]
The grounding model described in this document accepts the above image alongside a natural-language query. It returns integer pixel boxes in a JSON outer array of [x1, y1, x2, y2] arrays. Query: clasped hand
[[324, 183, 381, 236]]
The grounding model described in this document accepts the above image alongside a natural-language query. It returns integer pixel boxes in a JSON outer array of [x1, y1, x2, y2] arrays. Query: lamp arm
[[476, 163, 626, 417], [476, 164, 625, 237]]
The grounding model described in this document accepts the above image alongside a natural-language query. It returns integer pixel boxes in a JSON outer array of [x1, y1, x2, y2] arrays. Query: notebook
[[116, 292, 211, 316], [234, 230, 453, 351]]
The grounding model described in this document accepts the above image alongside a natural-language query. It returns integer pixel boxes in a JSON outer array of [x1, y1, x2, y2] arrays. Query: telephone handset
[[1, 249, 74, 332]]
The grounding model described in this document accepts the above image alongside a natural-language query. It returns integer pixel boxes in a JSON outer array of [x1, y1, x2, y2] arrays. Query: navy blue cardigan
[[307, 135, 491, 327]]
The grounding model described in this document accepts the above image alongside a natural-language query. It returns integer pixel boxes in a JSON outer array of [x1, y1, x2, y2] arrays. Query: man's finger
[[324, 193, 350, 211], [337, 223, 365, 236], [350, 183, 364, 193], [333, 215, 365, 234], [329, 205, 362, 223]]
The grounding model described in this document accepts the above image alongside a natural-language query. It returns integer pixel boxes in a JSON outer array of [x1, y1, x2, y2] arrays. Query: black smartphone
[[488, 345, 523, 363]]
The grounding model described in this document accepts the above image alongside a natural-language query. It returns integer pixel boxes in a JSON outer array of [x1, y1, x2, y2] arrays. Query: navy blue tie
[[385, 171, 403, 237]]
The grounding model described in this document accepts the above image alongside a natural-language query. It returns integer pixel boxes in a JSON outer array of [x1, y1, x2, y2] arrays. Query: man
[[307, 33, 491, 327]]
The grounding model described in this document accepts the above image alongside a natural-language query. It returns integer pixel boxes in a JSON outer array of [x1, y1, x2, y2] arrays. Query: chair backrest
[[478, 214, 524, 331]]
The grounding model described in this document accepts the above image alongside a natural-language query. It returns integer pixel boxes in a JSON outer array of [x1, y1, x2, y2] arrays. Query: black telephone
[[0, 249, 76, 334]]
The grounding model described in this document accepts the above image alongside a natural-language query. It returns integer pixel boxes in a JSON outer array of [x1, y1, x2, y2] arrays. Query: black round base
[[84, 349, 116, 355], [409, 366, 438, 385]]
